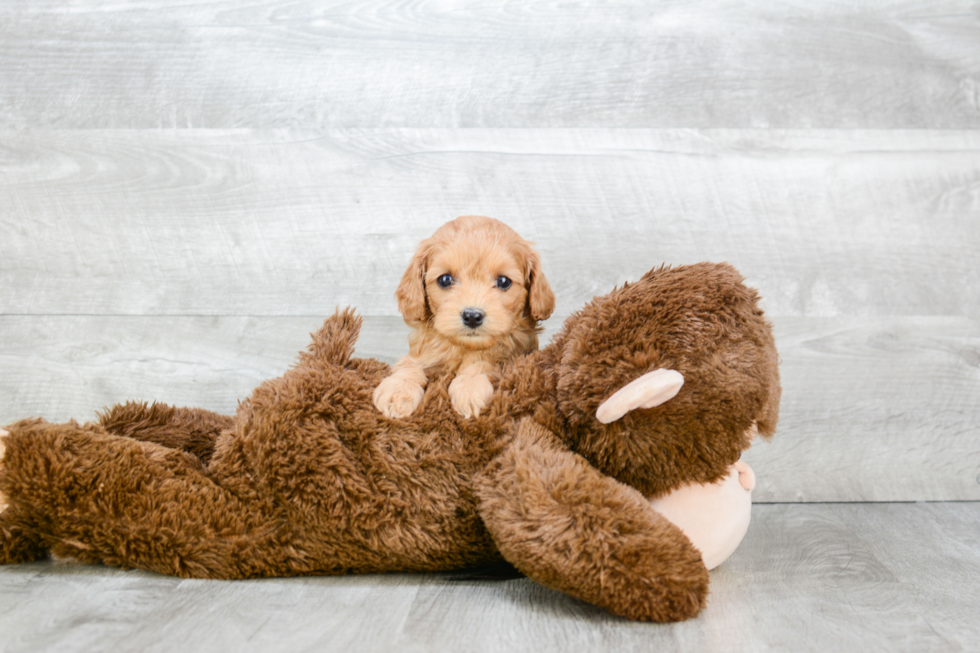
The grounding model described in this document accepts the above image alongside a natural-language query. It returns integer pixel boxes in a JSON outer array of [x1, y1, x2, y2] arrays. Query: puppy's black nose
[[461, 308, 485, 329]]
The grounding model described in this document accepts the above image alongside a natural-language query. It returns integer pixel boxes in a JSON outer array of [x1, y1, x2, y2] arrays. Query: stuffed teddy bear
[[0, 262, 780, 622]]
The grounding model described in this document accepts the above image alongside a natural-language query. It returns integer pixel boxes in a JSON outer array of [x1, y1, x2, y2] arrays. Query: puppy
[[373, 216, 555, 419]]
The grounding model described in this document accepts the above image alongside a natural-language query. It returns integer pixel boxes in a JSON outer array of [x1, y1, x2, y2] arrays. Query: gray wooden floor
[[1, 0, 979, 651], [2, 503, 978, 653]]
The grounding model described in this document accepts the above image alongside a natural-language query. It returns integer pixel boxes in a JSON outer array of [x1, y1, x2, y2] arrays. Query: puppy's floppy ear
[[395, 238, 433, 323], [524, 248, 555, 321]]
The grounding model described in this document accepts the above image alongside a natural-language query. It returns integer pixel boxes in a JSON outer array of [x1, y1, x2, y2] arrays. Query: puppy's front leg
[[449, 359, 494, 419], [373, 358, 427, 419]]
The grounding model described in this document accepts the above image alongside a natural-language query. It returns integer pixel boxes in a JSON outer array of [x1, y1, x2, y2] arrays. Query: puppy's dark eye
[[495, 275, 512, 290], [437, 274, 453, 288]]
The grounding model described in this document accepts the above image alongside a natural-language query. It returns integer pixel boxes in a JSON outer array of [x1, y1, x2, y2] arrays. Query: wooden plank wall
[[1, 0, 978, 502]]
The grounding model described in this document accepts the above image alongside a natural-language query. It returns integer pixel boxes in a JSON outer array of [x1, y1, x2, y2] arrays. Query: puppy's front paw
[[449, 373, 494, 419], [373, 376, 424, 419]]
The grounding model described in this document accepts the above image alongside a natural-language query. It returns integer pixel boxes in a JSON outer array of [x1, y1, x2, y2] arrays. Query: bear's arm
[[473, 418, 710, 622]]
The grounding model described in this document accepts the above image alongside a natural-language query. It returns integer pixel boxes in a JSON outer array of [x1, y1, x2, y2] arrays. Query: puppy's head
[[395, 216, 555, 349]]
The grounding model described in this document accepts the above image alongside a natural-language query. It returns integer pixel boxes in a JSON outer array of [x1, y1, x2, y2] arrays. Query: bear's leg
[[98, 401, 233, 465], [0, 420, 300, 578], [475, 419, 710, 622]]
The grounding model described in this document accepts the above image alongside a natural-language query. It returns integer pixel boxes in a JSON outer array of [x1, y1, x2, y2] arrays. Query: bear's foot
[[0, 427, 47, 564], [0, 517, 48, 565], [0, 428, 8, 515]]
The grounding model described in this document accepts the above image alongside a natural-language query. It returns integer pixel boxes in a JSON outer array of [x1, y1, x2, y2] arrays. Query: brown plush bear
[[0, 262, 780, 622]]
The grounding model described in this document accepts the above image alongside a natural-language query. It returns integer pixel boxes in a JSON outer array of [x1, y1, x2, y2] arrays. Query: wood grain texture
[[1, 1, 979, 129], [746, 316, 980, 502], [0, 315, 407, 425], [1, 315, 977, 502], [2, 128, 978, 317], [1, 0, 977, 647], [1, 503, 977, 652]]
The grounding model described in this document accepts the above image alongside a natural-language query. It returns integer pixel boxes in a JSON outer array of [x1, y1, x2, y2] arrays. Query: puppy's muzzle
[[461, 308, 485, 329]]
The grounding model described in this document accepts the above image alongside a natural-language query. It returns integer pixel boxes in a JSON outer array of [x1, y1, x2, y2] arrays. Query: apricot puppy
[[373, 216, 554, 419]]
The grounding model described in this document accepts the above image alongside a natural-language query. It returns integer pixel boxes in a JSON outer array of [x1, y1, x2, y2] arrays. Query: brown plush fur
[[100, 402, 233, 465], [374, 216, 555, 419], [0, 262, 779, 622]]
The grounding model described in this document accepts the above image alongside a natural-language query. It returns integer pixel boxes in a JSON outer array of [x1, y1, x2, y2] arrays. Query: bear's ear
[[595, 369, 684, 424]]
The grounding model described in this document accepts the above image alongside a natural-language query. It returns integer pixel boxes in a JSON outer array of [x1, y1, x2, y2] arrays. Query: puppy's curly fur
[[373, 216, 555, 419]]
